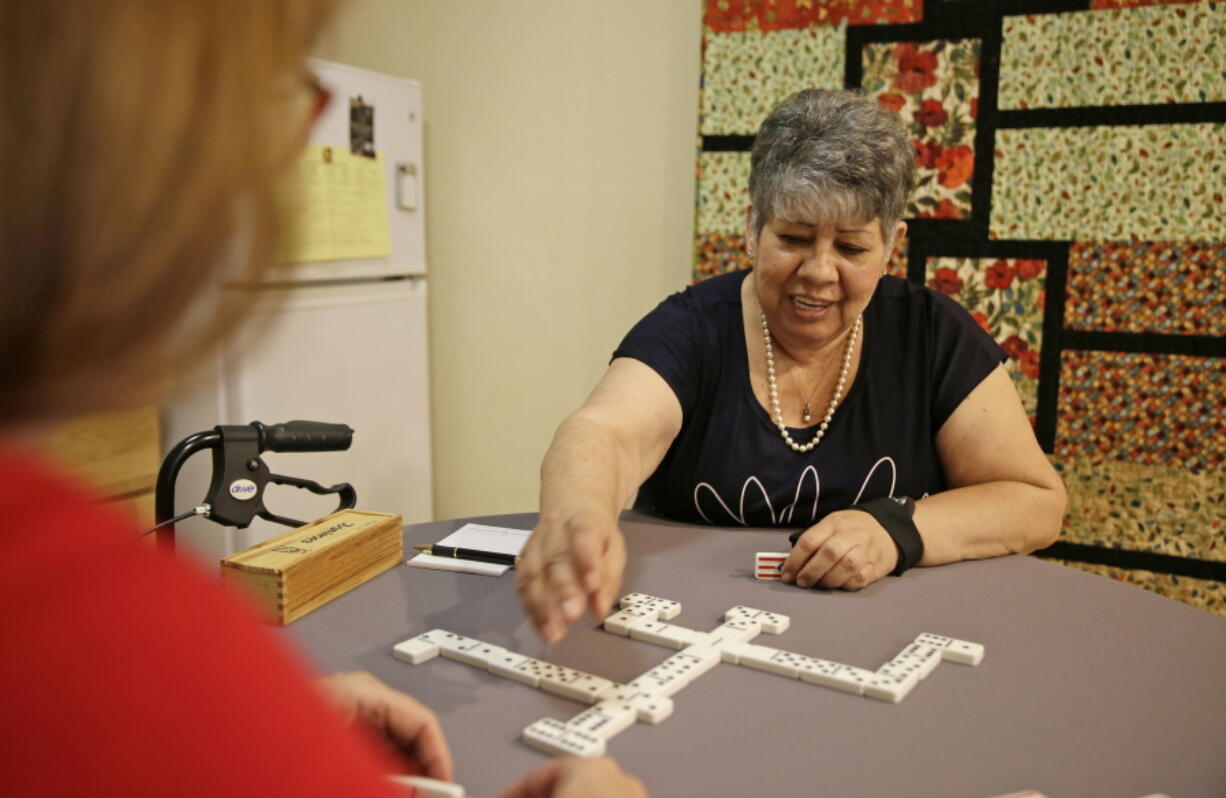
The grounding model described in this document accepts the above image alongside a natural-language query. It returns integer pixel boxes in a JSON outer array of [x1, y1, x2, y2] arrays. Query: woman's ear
[[882, 220, 907, 276]]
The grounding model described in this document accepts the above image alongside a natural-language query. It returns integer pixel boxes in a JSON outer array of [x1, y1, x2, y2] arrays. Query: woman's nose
[[798, 248, 839, 281]]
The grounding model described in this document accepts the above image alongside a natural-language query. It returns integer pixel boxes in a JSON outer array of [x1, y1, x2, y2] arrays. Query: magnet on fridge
[[396, 163, 418, 211]]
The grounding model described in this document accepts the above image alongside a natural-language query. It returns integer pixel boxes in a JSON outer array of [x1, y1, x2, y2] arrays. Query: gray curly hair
[[748, 89, 915, 245]]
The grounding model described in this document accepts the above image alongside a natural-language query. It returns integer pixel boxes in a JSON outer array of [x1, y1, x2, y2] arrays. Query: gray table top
[[286, 511, 1226, 798]]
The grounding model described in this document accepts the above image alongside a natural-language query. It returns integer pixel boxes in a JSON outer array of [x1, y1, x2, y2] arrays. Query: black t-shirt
[[613, 270, 1005, 528]]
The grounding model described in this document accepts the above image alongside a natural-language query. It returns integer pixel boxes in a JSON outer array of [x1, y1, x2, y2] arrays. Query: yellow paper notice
[[276, 146, 391, 263]]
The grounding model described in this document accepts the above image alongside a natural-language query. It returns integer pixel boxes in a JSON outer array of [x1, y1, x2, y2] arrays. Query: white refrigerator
[[163, 61, 432, 561]]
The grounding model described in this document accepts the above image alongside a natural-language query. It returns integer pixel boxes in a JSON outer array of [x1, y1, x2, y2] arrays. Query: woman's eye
[[780, 235, 811, 245], [838, 245, 867, 255]]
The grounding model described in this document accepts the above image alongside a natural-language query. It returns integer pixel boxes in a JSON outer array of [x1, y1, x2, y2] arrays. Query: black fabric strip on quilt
[[1034, 542, 1226, 583]]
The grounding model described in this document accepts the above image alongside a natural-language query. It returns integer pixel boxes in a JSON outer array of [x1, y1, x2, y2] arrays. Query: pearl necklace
[[761, 313, 861, 453]]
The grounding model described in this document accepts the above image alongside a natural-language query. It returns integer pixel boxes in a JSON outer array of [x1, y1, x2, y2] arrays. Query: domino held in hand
[[755, 551, 788, 580]]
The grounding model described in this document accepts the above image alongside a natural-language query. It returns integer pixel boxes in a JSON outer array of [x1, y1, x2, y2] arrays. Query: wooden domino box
[[221, 509, 403, 624]]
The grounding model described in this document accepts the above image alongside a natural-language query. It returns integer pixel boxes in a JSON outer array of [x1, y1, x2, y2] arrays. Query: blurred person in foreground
[[0, 3, 644, 796]]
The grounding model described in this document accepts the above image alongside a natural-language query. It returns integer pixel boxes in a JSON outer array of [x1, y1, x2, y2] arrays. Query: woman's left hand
[[780, 510, 899, 590]]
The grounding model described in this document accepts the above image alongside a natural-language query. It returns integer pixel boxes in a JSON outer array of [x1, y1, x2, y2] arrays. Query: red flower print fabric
[[863, 39, 980, 219]]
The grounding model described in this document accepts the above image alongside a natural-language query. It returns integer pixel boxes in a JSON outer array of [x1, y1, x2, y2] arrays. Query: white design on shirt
[[853, 456, 897, 505], [693, 457, 901, 527]]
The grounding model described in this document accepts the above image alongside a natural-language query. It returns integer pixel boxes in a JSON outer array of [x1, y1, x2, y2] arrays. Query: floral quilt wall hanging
[[692, 0, 1225, 616]]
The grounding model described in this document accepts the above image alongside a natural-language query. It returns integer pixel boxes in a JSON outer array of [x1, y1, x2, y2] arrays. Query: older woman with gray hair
[[518, 89, 1067, 643]]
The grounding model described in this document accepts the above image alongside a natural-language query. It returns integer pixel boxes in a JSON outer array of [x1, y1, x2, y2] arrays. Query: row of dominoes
[[392, 627, 673, 757], [395, 630, 625, 706], [609, 595, 983, 704], [391, 593, 986, 757]]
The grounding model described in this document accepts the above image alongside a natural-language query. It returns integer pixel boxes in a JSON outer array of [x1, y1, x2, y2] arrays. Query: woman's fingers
[[782, 511, 898, 591], [316, 671, 455, 782], [517, 515, 625, 642], [780, 524, 834, 584], [590, 529, 625, 619]]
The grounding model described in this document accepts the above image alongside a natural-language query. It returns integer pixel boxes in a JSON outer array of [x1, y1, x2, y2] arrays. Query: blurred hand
[[315, 671, 453, 781], [498, 756, 647, 798], [516, 512, 626, 643], [781, 510, 898, 590]]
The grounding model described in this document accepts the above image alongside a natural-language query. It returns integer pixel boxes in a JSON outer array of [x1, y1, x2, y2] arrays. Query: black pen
[[413, 543, 520, 567]]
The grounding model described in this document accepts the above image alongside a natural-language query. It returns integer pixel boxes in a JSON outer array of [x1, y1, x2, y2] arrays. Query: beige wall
[[316, 1, 702, 518]]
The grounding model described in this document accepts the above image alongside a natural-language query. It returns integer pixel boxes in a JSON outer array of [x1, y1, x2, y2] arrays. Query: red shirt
[[0, 447, 403, 796]]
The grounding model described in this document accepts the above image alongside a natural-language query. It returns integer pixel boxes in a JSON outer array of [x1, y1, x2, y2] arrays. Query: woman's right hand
[[516, 511, 626, 643], [524, 358, 682, 643], [498, 756, 647, 798]]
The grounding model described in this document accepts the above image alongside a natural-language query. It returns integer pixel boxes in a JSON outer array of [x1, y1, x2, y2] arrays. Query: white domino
[[629, 620, 701, 649], [534, 662, 581, 689], [755, 611, 789, 635], [600, 686, 674, 723], [655, 651, 710, 683], [675, 645, 721, 679], [755, 551, 788, 580], [794, 655, 841, 683], [486, 650, 533, 682], [540, 670, 617, 704], [629, 647, 717, 696], [386, 775, 467, 798], [766, 649, 812, 678], [738, 645, 810, 678], [566, 700, 638, 740], [877, 644, 940, 683], [915, 632, 985, 666], [801, 663, 873, 695], [603, 605, 659, 636], [501, 656, 552, 688], [943, 640, 985, 666], [523, 718, 605, 757], [566, 673, 619, 704], [661, 624, 703, 648], [465, 641, 509, 668], [724, 606, 790, 634], [435, 631, 488, 666], [724, 605, 759, 622], [629, 664, 689, 697], [707, 620, 762, 645], [531, 662, 575, 691], [627, 620, 670, 645], [864, 670, 919, 703], [716, 639, 755, 664], [735, 644, 780, 673], [619, 593, 681, 620], [392, 631, 442, 665], [902, 643, 943, 679]]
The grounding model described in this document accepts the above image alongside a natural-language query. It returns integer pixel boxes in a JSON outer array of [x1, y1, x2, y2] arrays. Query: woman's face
[[750, 213, 903, 351]]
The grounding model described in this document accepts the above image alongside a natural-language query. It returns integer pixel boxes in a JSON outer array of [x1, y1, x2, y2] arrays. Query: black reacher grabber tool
[[150, 420, 357, 549]]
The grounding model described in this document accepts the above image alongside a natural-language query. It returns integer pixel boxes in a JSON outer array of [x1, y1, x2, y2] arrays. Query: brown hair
[[0, 0, 339, 423]]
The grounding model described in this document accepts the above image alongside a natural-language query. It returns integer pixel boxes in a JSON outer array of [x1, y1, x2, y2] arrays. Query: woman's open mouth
[[790, 295, 836, 316]]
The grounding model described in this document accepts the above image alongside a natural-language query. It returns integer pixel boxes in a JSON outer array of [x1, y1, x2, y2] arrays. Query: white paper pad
[[406, 523, 531, 577]]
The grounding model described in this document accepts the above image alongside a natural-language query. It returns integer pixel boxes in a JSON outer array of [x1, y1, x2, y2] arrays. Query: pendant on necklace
[[802, 404, 812, 424]]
